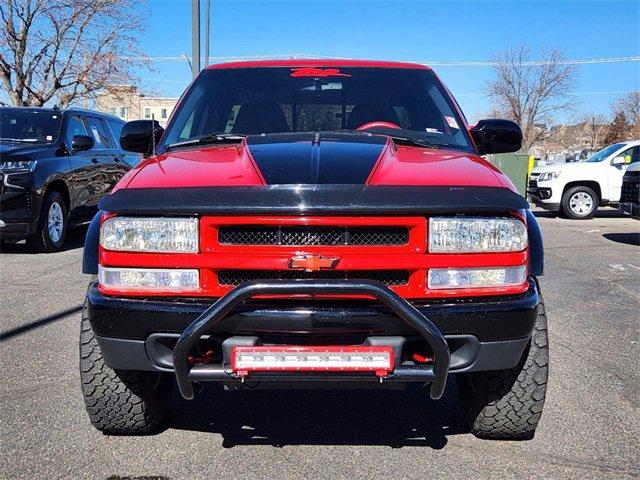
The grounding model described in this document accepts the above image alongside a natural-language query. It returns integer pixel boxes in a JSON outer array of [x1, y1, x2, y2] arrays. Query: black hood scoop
[[246, 132, 387, 184]]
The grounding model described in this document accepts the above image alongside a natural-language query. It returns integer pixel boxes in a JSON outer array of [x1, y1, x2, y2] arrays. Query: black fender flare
[[83, 211, 102, 275], [526, 209, 544, 276]]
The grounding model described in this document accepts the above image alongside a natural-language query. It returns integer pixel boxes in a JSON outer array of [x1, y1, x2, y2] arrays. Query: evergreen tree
[[603, 112, 630, 145]]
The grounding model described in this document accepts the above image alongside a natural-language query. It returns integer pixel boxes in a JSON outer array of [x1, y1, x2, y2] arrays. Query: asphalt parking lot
[[1, 208, 639, 480]]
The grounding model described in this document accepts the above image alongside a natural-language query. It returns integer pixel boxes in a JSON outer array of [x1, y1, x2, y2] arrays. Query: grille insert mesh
[[621, 174, 639, 202], [218, 226, 409, 246], [217, 269, 410, 286]]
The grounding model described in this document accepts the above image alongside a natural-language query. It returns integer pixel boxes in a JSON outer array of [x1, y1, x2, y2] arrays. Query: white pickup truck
[[528, 140, 640, 219]]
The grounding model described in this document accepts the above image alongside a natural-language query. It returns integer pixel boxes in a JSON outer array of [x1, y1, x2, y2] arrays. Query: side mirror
[[120, 120, 164, 156], [611, 156, 626, 166], [470, 119, 523, 155], [71, 135, 94, 152]]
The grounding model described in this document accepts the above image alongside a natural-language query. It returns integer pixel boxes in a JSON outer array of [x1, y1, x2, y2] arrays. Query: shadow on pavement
[[603, 232, 640, 246], [531, 210, 557, 218], [532, 208, 627, 219], [0, 305, 83, 341], [0, 224, 88, 254], [166, 382, 468, 449]]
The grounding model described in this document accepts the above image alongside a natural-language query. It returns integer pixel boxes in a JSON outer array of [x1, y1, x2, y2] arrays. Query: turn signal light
[[427, 266, 527, 290], [98, 266, 200, 293]]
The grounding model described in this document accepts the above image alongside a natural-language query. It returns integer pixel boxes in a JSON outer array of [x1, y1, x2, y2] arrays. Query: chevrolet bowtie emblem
[[288, 254, 339, 272]]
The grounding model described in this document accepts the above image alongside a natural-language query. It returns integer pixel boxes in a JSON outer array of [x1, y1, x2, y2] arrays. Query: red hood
[[368, 144, 510, 188], [117, 135, 513, 191]]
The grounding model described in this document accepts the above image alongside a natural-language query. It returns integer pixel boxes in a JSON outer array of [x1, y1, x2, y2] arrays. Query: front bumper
[[0, 175, 38, 240], [87, 278, 539, 395], [620, 202, 640, 219], [527, 191, 559, 211]]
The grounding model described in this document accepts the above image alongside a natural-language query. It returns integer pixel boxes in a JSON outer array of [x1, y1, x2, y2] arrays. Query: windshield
[[160, 67, 473, 152], [0, 110, 62, 143], [584, 143, 625, 162]]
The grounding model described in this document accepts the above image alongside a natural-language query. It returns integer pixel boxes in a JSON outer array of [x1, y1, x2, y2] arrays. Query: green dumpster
[[486, 153, 530, 196]]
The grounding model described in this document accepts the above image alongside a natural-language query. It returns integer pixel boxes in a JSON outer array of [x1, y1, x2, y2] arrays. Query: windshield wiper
[[165, 133, 246, 150], [387, 135, 443, 149], [326, 129, 443, 149]]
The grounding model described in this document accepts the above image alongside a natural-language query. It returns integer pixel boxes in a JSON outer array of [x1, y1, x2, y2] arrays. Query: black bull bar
[[173, 280, 451, 400]]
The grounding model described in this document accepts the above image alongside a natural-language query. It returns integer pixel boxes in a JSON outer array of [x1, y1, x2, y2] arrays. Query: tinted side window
[[65, 115, 88, 147], [104, 119, 124, 148], [621, 146, 640, 164], [85, 116, 112, 149]]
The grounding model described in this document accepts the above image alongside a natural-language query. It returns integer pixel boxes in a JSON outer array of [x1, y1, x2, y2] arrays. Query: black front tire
[[560, 186, 598, 220], [80, 301, 172, 434], [27, 190, 68, 252], [458, 298, 549, 439]]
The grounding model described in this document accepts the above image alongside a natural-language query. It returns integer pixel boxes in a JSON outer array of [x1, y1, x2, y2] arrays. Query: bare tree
[[579, 113, 608, 149], [486, 45, 578, 152], [612, 91, 640, 138], [0, 0, 148, 107]]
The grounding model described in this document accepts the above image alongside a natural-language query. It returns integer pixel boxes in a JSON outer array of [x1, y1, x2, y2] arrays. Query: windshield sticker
[[46, 135, 53, 141], [445, 116, 459, 129], [425, 128, 443, 134], [291, 67, 351, 78]]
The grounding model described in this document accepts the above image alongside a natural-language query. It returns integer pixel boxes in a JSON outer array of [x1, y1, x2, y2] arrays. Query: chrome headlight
[[429, 217, 527, 253], [537, 171, 560, 182], [100, 217, 199, 253], [0, 160, 37, 173]]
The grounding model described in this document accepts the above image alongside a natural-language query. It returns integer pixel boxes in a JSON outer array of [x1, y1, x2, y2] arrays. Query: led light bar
[[427, 266, 527, 290], [231, 346, 394, 377], [98, 266, 199, 293], [429, 217, 527, 253], [100, 216, 199, 253]]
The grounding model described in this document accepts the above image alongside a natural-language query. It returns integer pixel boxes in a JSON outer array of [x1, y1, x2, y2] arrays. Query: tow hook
[[412, 353, 434, 364], [188, 349, 215, 366]]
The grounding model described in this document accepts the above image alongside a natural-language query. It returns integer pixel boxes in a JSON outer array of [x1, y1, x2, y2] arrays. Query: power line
[[421, 56, 640, 66], [455, 90, 638, 96], [138, 53, 640, 66]]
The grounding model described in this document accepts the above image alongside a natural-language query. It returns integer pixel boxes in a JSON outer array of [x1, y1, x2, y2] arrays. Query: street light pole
[[204, 0, 210, 67], [191, 0, 200, 79], [181, 53, 193, 73]]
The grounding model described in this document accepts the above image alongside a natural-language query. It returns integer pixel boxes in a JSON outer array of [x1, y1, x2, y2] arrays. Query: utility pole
[[191, 0, 200, 79], [204, 0, 210, 67]]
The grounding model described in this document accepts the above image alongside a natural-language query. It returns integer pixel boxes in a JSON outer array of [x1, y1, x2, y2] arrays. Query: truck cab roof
[[207, 58, 430, 71]]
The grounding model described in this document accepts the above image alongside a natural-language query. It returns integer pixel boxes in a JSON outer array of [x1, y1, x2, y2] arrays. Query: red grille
[[99, 214, 530, 299]]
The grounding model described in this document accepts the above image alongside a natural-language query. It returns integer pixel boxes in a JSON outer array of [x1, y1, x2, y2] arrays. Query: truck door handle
[[114, 157, 120, 163], [91, 158, 99, 164]]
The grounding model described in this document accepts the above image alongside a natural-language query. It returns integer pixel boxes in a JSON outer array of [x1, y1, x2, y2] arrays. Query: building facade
[[96, 86, 178, 128]]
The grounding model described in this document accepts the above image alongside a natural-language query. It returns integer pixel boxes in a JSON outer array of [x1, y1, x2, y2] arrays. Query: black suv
[[0, 107, 141, 251]]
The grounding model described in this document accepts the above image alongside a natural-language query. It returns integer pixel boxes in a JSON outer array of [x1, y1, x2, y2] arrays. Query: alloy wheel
[[569, 192, 594, 216], [47, 201, 64, 243]]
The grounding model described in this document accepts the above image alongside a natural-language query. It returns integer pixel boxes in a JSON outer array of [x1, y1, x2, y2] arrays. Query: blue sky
[[140, 0, 640, 122]]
